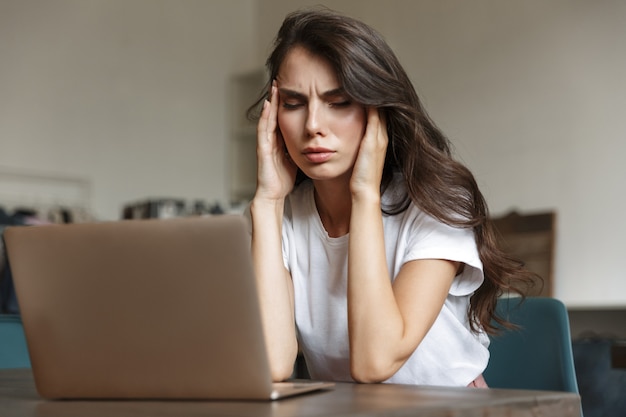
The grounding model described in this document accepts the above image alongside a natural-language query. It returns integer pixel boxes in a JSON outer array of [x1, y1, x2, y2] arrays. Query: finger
[[257, 81, 279, 139], [365, 107, 380, 138], [368, 106, 379, 122], [378, 109, 387, 137], [266, 81, 280, 138], [371, 108, 387, 135], [257, 99, 270, 138], [362, 107, 385, 152]]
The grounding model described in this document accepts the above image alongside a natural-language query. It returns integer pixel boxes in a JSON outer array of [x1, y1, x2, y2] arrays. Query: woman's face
[[276, 46, 366, 183]]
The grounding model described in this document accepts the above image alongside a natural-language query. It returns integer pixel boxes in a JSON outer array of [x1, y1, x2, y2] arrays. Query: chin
[[300, 167, 351, 183]]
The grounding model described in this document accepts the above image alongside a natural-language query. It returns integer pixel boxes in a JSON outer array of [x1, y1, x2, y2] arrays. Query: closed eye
[[329, 101, 351, 108], [282, 102, 304, 110], [278, 90, 305, 110]]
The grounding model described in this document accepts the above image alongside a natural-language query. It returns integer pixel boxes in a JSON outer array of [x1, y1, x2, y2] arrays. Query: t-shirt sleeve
[[402, 209, 484, 296]]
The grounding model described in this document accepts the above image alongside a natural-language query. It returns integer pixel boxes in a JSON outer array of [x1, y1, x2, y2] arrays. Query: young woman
[[249, 8, 536, 387]]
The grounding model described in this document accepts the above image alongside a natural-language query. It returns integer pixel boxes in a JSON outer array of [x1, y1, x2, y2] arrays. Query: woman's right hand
[[255, 81, 297, 201]]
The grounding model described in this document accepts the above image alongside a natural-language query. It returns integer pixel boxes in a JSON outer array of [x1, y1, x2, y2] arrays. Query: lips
[[303, 147, 334, 163]]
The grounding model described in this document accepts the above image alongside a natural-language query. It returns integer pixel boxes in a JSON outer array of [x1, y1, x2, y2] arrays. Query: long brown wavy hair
[[250, 7, 538, 334]]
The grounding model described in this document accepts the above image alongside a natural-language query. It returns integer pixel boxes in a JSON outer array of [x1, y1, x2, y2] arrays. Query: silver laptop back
[[6, 215, 276, 399]]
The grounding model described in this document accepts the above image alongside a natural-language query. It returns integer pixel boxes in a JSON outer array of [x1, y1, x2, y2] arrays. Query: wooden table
[[0, 369, 582, 417]]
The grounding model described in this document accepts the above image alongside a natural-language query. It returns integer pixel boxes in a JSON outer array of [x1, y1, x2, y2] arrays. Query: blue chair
[[483, 297, 579, 393], [0, 315, 31, 369]]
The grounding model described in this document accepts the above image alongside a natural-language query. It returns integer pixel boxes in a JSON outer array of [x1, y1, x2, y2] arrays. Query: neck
[[313, 180, 351, 238]]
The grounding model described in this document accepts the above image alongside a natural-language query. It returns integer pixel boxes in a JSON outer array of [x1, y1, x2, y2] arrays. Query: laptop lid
[[5, 215, 330, 400]]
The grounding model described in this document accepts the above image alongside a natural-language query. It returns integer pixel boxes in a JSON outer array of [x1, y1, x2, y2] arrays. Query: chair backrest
[[483, 297, 579, 393], [0, 315, 31, 369]]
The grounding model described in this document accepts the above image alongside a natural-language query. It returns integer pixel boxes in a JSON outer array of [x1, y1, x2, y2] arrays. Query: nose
[[305, 101, 326, 137]]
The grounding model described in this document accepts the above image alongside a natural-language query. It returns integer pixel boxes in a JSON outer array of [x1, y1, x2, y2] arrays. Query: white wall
[[0, 0, 258, 219], [256, 0, 626, 307], [1, 0, 625, 307]]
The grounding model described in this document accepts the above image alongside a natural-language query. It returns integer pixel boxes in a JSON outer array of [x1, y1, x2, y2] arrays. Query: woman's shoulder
[[382, 173, 474, 228]]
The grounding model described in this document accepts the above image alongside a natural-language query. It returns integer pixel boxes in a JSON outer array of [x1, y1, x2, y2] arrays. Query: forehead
[[277, 46, 339, 89]]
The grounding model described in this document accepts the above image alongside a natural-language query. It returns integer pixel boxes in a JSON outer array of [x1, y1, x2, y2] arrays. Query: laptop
[[4, 215, 333, 400]]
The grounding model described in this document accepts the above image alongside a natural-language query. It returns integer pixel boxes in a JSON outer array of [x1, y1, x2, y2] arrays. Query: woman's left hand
[[350, 108, 388, 199]]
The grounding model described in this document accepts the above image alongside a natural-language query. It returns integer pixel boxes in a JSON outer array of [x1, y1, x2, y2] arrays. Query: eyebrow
[[278, 87, 346, 100]]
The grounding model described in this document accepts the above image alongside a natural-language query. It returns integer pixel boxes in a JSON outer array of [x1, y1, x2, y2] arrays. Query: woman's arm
[[347, 109, 457, 383], [251, 82, 298, 381], [250, 199, 297, 381]]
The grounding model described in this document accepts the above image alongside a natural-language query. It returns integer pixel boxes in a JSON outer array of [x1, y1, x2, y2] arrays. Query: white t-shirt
[[282, 179, 490, 387]]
